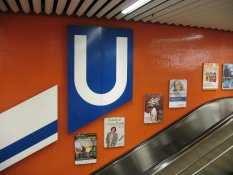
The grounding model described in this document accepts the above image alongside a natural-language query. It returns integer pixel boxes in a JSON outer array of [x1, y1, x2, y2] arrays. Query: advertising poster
[[75, 133, 97, 165], [203, 63, 219, 90], [144, 94, 163, 124], [222, 64, 233, 90], [104, 117, 125, 148], [169, 79, 187, 108]]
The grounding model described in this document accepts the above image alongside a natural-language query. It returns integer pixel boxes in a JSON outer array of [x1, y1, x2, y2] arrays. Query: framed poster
[[222, 64, 233, 90], [169, 79, 187, 108], [104, 117, 125, 148], [203, 63, 219, 90], [75, 133, 97, 165], [144, 94, 163, 124]]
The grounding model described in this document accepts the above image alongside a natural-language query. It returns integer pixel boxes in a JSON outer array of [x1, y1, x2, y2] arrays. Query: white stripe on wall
[[0, 85, 58, 149], [0, 133, 58, 171]]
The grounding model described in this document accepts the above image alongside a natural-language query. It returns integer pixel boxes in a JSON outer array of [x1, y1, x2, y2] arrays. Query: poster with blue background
[[222, 64, 233, 90], [68, 26, 133, 133]]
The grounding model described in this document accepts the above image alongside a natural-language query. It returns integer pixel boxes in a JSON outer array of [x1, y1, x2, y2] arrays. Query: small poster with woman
[[74, 133, 97, 165], [104, 117, 125, 148], [144, 94, 163, 124], [169, 79, 187, 108], [203, 63, 219, 90]]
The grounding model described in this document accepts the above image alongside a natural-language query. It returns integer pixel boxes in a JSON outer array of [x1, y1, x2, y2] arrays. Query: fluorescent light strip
[[122, 0, 151, 14]]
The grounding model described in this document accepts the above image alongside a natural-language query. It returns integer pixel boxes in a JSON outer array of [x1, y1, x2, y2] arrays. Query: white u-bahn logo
[[74, 35, 128, 106]]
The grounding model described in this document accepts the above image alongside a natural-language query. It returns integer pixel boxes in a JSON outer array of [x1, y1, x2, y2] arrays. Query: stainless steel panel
[[167, 112, 205, 149], [95, 155, 141, 175], [156, 132, 178, 155], [133, 133, 178, 173], [133, 138, 162, 172], [198, 102, 221, 130], [219, 98, 233, 119]]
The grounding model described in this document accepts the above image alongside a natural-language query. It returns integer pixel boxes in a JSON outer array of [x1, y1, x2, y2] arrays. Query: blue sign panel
[[68, 26, 133, 133]]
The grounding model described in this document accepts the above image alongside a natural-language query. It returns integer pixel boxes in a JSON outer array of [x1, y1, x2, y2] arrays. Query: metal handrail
[[145, 114, 233, 175]]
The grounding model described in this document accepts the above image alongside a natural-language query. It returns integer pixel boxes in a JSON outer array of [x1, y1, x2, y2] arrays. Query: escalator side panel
[[198, 102, 221, 130], [167, 112, 205, 149], [95, 154, 142, 175], [219, 98, 233, 118]]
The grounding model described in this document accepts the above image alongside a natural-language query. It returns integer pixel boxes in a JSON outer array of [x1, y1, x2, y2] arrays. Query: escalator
[[92, 97, 233, 175]]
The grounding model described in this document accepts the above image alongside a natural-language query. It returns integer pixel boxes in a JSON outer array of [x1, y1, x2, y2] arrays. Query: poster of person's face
[[144, 94, 163, 124], [222, 64, 233, 90], [169, 79, 187, 108], [104, 117, 125, 148]]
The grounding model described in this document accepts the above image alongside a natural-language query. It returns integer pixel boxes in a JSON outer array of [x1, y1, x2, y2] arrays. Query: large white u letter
[[74, 35, 128, 106]]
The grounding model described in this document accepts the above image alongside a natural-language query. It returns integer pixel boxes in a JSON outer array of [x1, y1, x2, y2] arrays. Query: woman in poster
[[106, 127, 118, 148], [169, 79, 187, 108], [171, 80, 185, 96]]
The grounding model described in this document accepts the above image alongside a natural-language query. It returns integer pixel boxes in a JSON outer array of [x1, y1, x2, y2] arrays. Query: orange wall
[[0, 14, 233, 175]]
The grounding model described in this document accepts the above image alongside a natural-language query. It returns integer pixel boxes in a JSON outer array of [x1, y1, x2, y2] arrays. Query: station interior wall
[[1, 13, 233, 175]]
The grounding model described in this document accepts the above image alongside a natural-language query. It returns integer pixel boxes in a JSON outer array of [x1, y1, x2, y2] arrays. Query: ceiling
[[1, 0, 233, 32]]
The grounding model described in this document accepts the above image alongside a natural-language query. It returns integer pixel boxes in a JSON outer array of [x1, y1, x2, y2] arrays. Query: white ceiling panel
[[142, 0, 199, 22], [96, 0, 122, 18], [156, 0, 215, 23], [19, 0, 30, 13], [6, 0, 19, 13], [32, 0, 41, 14], [166, 0, 231, 25], [133, 0, 182, 21], [76, 0, 94, 16], [66, 0, 80, 16], [1, 0, 232, 32], [0, 0, 8, 12], [86, 0, 108, 17], [56, 0, 67, 15], [45, 0, 54, 15]]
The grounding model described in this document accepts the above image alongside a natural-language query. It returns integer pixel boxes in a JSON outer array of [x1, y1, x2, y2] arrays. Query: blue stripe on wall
[[0, 120, 57, 163]]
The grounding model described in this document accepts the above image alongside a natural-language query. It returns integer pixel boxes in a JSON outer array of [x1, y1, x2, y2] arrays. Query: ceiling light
[[122, 0, 151, 14]]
